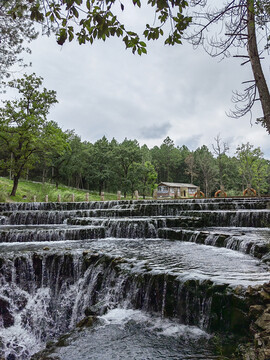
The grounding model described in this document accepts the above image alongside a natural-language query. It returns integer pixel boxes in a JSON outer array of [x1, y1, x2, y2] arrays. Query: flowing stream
[[0, 197, 269, 359]]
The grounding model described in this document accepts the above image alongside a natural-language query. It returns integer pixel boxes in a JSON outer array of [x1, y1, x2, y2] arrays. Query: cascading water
[[0, 197, 269, 359]]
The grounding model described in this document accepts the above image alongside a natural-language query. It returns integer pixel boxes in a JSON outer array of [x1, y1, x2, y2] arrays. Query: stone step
[[158, 227, 270, 260]]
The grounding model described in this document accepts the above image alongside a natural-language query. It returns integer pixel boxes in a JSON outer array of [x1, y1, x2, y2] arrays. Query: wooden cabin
[[157, 182, 198, 198]]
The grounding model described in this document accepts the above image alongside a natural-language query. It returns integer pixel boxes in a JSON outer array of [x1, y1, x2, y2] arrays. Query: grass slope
[[0, 177, 121, 203]]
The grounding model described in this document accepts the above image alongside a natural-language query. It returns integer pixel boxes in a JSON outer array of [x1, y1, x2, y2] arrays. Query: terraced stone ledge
[[158, 228, 270, 261]]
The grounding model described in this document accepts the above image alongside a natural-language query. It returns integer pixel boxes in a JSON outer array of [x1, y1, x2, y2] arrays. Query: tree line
[[6, 132, 270, 198], [0, 73, 269, 198]]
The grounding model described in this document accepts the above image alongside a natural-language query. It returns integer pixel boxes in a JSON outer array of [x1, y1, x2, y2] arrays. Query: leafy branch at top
[[8, 0, 192, 55]]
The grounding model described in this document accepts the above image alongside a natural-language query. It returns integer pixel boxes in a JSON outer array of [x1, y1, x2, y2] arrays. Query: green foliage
[[56, 132, 90, 188], [127, 160, 157, 198], [43, 135, 268, 198], [113, 138, 142, 197], [151, 137, 183, 183], [194, 145, 218, 197], [88, 136, 114, 194], [236, 142, 269, 195], [2, 128, 269, 199], [138, 161, 158, 198], [0, 178, 9, 202], [220, 155, 241, 193], [8, 0, 192, 55], [0, 0, 38, 81], [0, 73, 69, 196]]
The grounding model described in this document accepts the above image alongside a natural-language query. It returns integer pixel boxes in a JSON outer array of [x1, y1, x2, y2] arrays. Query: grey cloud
[[139, 122, 172, 139], [3, 24, 270, 159], [175, 135, 202, 151]]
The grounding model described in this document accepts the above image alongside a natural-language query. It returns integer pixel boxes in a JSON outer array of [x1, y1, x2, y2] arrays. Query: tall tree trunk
[[10, 175, 19, 196], [247, 0, 270, 133], [9, 153, 13, 180]]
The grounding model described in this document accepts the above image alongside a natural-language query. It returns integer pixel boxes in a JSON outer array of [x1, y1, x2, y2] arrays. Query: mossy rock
[[76, 316, 97, 328], [55, 334, 70, 347]]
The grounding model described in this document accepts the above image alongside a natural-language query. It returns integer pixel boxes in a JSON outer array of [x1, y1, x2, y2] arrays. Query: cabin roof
[[158, 182, 197, 188]]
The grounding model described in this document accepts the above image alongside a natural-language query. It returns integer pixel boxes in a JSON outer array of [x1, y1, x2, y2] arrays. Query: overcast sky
[[2, 4, 270, 159]]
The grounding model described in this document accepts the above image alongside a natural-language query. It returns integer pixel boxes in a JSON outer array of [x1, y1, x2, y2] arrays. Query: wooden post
[[117, 191, 121, 200], [33, 195, 37, 202], [153, 189, 157, 200], [101, 192, 104, 201], [85, 193, 89, 202], [174, 189, 178, 199], [71, 193, 75, 202], [134, 190, 139, 200], [57, 194, 61, 202], [45, 195, 48, 203]]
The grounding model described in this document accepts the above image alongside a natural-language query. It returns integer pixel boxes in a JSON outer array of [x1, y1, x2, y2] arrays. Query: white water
[[0, 198, 269, 359], [41, 308, 218, 360]]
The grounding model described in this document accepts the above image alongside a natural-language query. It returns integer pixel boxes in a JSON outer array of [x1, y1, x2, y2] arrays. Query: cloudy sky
[[3, 3, 270, 158]]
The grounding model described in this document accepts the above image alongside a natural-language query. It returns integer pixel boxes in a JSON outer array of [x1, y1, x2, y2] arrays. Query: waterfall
[[0, 197, 269, 359]]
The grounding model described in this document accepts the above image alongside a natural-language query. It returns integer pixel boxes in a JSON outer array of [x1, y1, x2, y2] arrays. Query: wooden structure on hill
[[157, 182, 198, 198]]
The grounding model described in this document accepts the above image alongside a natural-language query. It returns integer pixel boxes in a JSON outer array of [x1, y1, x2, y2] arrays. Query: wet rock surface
[[239, 282, 270, 360]]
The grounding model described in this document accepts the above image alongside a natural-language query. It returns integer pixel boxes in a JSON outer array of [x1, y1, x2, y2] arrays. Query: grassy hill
[[0, 177, 121, 203]]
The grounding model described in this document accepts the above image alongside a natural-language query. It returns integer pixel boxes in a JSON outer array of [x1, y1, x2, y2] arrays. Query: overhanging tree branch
[[186, 0, 270, 133]]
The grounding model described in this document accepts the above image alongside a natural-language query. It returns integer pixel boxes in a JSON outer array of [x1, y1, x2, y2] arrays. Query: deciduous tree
[[187, 0, 270, 133], [236, 142, 268, 194], [8, 0, 191, 55], [194, 145, 218, 196], [129, 161, 157, 199], [0, 73, 68, 196], [113, 138, 142, 197]]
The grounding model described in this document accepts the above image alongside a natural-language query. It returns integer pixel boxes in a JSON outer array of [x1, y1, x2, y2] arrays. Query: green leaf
[[57, 28, 68, 45], [71, 6, 79, 18], [141, 47, 147, 54]]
